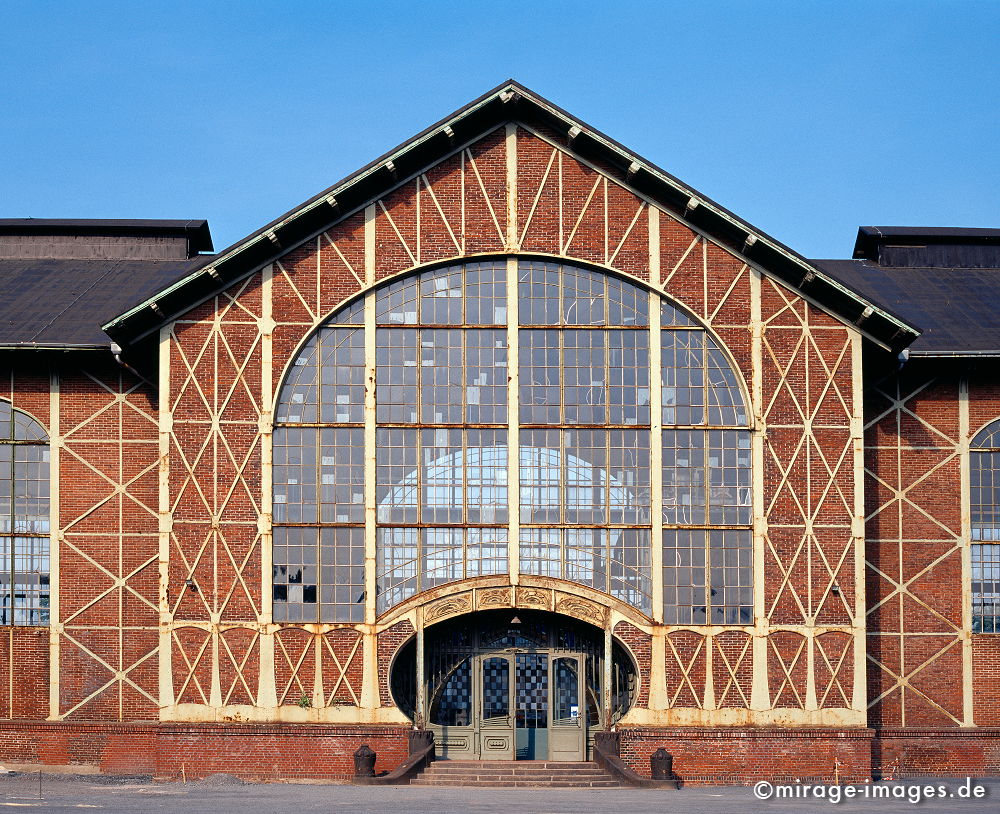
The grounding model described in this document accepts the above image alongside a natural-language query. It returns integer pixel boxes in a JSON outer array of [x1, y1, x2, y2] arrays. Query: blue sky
[[2, 1, 998, 258]]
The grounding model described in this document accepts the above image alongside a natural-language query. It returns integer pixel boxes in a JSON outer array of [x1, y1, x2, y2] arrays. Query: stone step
[[411, 777, 622, 788], [430, 760, 597, 770], [413, 759, 621, 788], [424, 765, 606, 776], [421, 771, 615, 781]]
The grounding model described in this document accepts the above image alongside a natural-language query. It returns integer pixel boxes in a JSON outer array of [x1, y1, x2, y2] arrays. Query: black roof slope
[[812, 258, 1000, 356], [0, 257, 202, 348]]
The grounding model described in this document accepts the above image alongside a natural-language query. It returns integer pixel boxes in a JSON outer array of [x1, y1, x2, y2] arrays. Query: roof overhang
[[102, 81, 920, 352]]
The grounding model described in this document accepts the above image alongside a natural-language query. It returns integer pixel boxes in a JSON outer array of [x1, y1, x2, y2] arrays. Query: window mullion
[[506, 257, 520, 584], [649, 294, 663, 623]]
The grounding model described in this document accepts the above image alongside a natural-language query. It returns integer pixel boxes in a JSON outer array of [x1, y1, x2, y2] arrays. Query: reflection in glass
[[971, 423, 1000, 632], [274, 259, 754, 624], [0, 401, 50, 626]]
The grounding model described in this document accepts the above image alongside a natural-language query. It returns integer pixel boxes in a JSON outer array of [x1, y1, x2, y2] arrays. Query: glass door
[[549, 655, 585, 761], [514, 653, 549, 760], [478, 655, 514, 759]]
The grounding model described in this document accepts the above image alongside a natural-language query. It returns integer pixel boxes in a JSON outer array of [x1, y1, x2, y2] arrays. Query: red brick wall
[[0, 627, 49, 719], [864, 362, 1000, 728], [874, 729, 1000, 778], [0, 721, 409, 780], [974, 636, 1000, 725], [613, 622, 650, 709], [620, 726, 874, 784]]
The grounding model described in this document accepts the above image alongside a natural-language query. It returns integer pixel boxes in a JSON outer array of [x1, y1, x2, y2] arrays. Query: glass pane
[[553, 657, 580, 722], [429, 657, 472, 726], [972, 543, 1000, 633], [482, 657, 510, 719], [515, 653, 548, 729]]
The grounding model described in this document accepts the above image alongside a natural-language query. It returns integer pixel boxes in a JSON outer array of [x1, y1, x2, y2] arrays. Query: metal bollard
[[650, 747, 674, 781], [353, 744, 377, 778]]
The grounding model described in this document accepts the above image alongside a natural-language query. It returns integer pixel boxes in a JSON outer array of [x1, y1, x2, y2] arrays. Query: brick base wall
[[0, 721, 410, 780], [874, 729, 1000, 778], [619, 727, 1000, 784], [1, 721, 998, 783], [620, 727, 875, 784]]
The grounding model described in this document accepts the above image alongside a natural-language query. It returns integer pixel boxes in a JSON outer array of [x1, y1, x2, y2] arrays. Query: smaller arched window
[[0, 402, 50, 625], [971, 421, 1000, 633]]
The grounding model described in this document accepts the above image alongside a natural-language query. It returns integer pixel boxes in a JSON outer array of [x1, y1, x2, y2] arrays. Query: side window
[[971, 421, 1000, 632], [0, 401, 50, 625]]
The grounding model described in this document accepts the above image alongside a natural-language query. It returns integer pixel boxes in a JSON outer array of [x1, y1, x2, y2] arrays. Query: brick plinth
[[873, 729, 1000, 778], [0, 721, 410, 780], [620, 727, 875, 785], [620, 727, 1000, 784]]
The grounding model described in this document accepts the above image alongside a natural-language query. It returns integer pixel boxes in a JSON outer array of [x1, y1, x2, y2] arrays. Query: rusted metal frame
[[218, 628, 260, 706], [649, 269, 665, 628], [749, 268, 770, 710], [60, 621, 161, 713], [865, 636, 964, 725], [158, 325, 175, 711], [713, 633, 753, 707], [46, 370, 60, 719], [506, 257, 520, 585], [959, 375, 974, 725], [848, 328, 868, 715], [768, 634, 807, 707], [364, 285, 377, 626], [257, 263, 277, 708]]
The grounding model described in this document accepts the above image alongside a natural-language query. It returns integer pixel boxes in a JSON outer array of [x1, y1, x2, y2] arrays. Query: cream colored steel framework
[[863, 370, 968, 727], [42, 365, 161, 721], [146, 125, 865, 726]]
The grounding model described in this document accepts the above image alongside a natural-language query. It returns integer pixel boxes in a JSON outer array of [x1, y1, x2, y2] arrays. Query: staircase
[[410, 760, 622, 787]]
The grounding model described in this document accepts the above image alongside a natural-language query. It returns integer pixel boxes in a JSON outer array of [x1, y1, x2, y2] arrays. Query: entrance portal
[[390, 610, 637, 760]]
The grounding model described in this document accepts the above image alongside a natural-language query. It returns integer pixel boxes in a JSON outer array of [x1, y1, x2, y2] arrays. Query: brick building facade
[[0, 82, 997, 782]]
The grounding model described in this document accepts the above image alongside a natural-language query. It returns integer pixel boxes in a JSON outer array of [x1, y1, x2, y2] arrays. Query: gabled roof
[[101, 80, 919, 351]]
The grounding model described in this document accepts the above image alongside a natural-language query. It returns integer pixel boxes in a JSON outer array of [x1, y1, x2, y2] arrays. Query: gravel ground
[[0, 771, 996, 813]]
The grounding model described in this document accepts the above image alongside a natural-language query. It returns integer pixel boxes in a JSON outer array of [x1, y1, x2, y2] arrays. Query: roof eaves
[[0, 342, 109, 351], [103, 80, 920, 351]]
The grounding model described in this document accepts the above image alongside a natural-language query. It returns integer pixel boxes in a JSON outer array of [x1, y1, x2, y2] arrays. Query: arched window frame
[[0, 401, 50, 626], [270, 256, 753, 625], [970, 419, 1000, 633]]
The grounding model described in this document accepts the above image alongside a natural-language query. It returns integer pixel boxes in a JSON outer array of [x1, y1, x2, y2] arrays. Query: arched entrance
[[390, 610, 637, 760]]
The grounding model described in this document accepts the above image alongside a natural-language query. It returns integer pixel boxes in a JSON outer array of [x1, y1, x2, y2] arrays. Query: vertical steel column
[[603, 623, 613, 728], [47, 369, 60, 720], [749, 268, 770, 710], [850, 328, 868, 719], [157, 325, 175, 712], [507, 257, 520, 584], [361, 204, 380, 713], [257, 263, 278, 709], [959, 375, 974, 726], [415, 607, 426, 728]]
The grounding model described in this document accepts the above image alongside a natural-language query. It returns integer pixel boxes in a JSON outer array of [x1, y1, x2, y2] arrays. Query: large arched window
[[272, 259, 751, 623], [971, 421, 1000, 633], [0, 401, 50, 625]]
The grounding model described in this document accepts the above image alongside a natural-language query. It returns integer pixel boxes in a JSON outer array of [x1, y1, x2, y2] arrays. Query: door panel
[[515, 653, 548, 760], [428, 656, 475, 759], [478, 655, 514, 759], [549, 655, 585, 761]]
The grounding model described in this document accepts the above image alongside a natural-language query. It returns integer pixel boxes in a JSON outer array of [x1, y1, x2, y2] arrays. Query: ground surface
[[0, 773, 996, 813]]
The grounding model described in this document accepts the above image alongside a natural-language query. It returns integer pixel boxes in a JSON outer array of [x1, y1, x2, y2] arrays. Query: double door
[[430, 650, 586, 761]]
